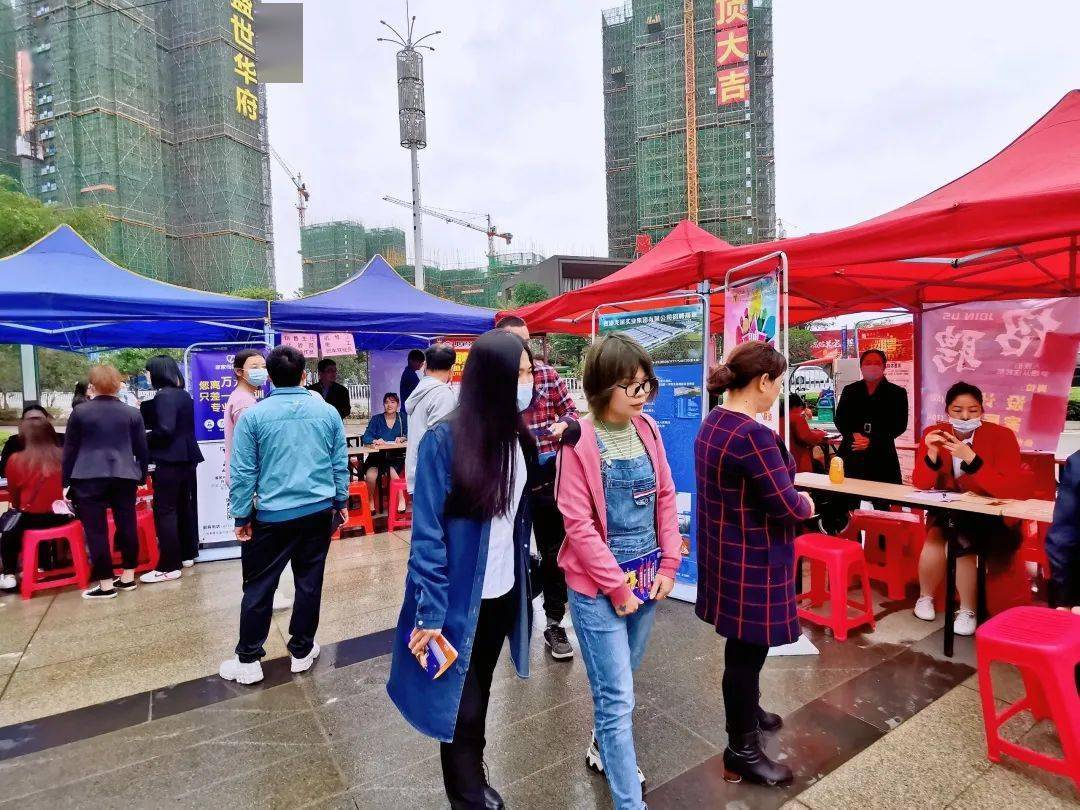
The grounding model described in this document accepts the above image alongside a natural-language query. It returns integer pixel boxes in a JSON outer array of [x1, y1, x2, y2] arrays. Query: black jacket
[[307, 382, 351, 419], [141, 387, 204, 465], [62, 396, 149, 486], [834, 377, 908, 485], [1046, 451, 1080, 607], [399, 367, 421, 411]]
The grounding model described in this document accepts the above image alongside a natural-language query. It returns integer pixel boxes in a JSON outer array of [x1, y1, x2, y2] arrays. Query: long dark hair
[[17, 419, 61, 475], [147, 355, 183, 390], [447, 329, 534, 520]]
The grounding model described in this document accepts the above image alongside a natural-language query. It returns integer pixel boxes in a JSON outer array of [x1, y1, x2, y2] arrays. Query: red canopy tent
[[516, 91, 1080, 333]]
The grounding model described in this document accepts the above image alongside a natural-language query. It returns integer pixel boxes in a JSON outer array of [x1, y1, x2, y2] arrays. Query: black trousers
[[236, 509, 333, 663], [530, 492, 567, 623], [723, 637, 770, 736], [73, 478, 139, 581], [151, 462, 199, 572], [0, 513, 73, 575], [441, 590, 515, 807]]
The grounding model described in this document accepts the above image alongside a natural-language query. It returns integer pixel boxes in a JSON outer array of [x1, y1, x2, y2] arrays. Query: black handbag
[[0, 507, 22, 534]]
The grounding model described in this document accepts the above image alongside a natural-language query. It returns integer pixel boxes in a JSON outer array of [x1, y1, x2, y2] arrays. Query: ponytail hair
[[707, 341, 787, 395]]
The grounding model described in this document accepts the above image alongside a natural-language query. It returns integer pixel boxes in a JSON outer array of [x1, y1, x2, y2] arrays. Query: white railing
[[564, 377, 583, 392], [348, 383, 371, 417]]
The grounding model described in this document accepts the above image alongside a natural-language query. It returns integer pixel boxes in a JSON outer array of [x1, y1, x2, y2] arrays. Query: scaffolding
[[300, 220, 407, 294], [12, 0, 273, 291], [0, 0, 19, 183], [602, 0, 775, 257], [425, 252, 544, 309]]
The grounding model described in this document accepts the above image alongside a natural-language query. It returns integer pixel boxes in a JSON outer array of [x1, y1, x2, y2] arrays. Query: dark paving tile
[[646, 699, 884, 810], [150, 659, 298, 719], [327, 627, 395, 669], [0, 690, 149, 762], [817, 647, 974, 732], [301, 655, 390, 706]]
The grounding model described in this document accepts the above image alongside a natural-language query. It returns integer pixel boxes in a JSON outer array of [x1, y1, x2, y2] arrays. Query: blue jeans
[[569, 587, 657, 810]]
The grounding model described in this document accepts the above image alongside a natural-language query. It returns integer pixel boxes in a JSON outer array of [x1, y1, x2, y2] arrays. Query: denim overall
[[568, 430, 659, 810]]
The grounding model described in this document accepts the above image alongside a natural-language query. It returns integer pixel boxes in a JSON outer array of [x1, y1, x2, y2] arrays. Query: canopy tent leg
[[20, 344, 38, 404]]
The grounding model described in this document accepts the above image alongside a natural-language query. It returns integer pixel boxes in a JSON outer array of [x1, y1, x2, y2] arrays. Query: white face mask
[[949, 416, 982, 433], [246, 368, 268, 387], [517, 383, 534, 412]]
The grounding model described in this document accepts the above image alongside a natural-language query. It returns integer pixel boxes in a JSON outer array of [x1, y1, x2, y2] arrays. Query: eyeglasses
[[615, 377, 658, 398]]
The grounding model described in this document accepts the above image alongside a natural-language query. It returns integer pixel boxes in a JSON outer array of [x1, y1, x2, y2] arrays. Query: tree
[[232, 286, 283, 301], [547, 333, 589, 377], [510, 283, 548, 308], [38, 349, 90, 408], [0, 345, 21, 410], [789, 328, 817, 364], [103, 348, 182, 376], [0, 176, 110, 259]]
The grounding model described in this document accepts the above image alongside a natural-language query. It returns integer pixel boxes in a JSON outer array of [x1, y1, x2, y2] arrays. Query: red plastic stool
[[387, 477, 412, 533], [20, 522, 90, 599], [975, 606, 1080, 789], [107, 508, 160, 573], [845, 509, 923, 600], [335, 481, 375, 538], [795, 533, 877, 641]]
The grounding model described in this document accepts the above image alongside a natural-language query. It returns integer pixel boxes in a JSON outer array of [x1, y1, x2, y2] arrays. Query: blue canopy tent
[[271, 255, 496, 349], [0, 226, 268, 351]]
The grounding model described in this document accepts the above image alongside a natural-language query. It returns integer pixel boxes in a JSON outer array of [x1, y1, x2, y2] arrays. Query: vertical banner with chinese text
[[723, 272, 780, 429], [857, 320, 916, 481], [715, 1, 750, 106], [598, 304, 707, 597], [438, 337, 475, 386], [921, 298, 1080, 452]]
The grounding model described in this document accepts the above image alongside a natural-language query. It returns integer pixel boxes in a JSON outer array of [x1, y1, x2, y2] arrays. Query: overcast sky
[[266, 0, 1080, 296]]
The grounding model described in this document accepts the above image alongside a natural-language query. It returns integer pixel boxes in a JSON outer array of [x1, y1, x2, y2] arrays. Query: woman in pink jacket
[[556, 334, 682, 810]]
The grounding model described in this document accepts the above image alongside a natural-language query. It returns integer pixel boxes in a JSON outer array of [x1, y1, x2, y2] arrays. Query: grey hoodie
[[404, 374, 457, 492]]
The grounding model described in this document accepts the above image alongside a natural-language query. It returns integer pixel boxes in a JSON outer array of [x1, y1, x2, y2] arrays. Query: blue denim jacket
[[386, 421, 533, 743]]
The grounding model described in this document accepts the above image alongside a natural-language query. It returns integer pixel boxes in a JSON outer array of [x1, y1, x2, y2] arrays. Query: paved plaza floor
[[0, 531, 1074, 808]]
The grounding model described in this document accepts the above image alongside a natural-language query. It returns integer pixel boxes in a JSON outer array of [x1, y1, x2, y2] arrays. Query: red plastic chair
[[334, 481, 374, 538], [387, 477, 412, 533], [796, 533, 876, 641], [845, 509, 923, 600], [20, 521, 90, 599], [107, 508, 159, 574], [975, 606, 1080, 790]]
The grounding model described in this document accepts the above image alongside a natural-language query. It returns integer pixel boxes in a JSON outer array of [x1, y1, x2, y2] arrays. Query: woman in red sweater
[[0, 419, 74, 590], [911, 381, 1029, 636], [788, 392, 828, 473]]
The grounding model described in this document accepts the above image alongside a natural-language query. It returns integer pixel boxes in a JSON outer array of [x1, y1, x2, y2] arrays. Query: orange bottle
[[829, 455, 845, 484]]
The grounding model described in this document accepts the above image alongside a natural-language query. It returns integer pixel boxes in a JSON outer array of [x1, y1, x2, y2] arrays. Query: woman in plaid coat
[[694, 341, 814, 788]]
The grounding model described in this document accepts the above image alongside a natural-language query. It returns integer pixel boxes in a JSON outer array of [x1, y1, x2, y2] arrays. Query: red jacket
[[6, 453, 64, 513], [912, 421, 1031, 499], [788, 410, 827, 473], [555, 415, 682, 606]]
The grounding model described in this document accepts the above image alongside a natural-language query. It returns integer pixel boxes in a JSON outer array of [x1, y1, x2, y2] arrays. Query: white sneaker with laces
[[586, 732, 645, 786], [219, 656, 264, 685], [913, 595, 936, 622], [291, 642, 320, 674], [0, 573, 16, 590], [953, 609, 977, 636], [140, 569, 181, 584]]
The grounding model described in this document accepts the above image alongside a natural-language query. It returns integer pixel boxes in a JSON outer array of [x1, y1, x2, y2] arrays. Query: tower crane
[[383, 195, 511, 268], [270, 145, 310, 230]]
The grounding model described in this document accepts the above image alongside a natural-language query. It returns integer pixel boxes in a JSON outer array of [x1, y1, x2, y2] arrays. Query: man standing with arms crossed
[[220, 345, 350, 685], [498, 315, 579, 659]]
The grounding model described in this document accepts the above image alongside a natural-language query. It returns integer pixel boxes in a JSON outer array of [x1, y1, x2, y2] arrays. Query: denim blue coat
[[386, 421, 533, 743]]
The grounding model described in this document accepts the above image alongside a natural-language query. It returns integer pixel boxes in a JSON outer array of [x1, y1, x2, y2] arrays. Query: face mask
[[246, 368, 268, 387], [517, 383, 534, 412], [949, 416, 982, 433], [862, 367, 883, 383]]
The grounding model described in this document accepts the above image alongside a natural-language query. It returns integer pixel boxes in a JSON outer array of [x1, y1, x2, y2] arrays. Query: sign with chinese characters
[[194, 441, 238, 558], [724, 272, 780, 429], [230, 0, 259, 121], [280, 332, 319, 358], [319, 332, 356, 357], [921, 298, 1080, 452], [598, 303, 707, 596], [858, 320, 917, 480], [809, 328, 852, 360], [438, 337, 475, 385], [715, 1, 750, 106]]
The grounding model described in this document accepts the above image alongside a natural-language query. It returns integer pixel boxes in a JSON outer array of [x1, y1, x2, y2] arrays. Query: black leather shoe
[[723, 729, 793, 786], [757, 705, 783, 732], [482, 785, 505, 809]]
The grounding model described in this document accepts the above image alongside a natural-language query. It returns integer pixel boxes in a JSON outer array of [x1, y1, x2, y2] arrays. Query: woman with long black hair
[[140, 355, 203, 583], [387, 329, 536, 810]]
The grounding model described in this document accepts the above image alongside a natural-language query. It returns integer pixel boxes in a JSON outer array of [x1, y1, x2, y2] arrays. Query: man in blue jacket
[[220, 345, 350, 685]]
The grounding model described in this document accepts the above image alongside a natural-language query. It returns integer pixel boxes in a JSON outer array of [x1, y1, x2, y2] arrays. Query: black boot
[[757, 705, 782, 732], [723, 729, 793, 786], [482, 785, 505, 809]]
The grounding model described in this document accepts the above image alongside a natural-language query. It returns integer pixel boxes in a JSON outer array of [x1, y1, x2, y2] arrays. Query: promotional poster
[[723, 272, 780, 429]]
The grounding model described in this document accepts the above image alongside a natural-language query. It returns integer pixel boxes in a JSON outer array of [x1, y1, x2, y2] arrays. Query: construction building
[[8, 0, 274, 291], [301, 220, 407, 294], [426, 252, 544, 309], [603, 0, 775, 258], [0, 1, 17, 182]]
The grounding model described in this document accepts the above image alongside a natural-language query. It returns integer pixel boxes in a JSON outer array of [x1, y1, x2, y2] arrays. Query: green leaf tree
[[0, 176, 110, 259], [510, 283, 548, 308], [789, 328, 817, 364], [232, 286, 283, 301]]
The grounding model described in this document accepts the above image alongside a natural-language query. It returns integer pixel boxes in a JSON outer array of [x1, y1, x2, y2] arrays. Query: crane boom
[[383, 195, 511, 264], [270, 145, 310, 229]]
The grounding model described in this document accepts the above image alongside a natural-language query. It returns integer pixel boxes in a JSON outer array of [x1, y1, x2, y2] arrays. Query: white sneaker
[[272, 591, 293, 611], [219, 656, 264, 685], [139, 569, 181, 584], [181, 559, 195, 569], [586, 732, 645, 786], [0, 573, 16, 590], [913, 595, 936, 622], [953, 609, 977, 636], [291, 642, 320, 674]]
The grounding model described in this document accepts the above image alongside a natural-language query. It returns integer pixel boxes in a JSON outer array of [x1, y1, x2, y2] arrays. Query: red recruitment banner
[[439, 336, 475, 385], [810, 329, 844, 359], [920, 298, 1080, 453], [858, 322, 914, 363]]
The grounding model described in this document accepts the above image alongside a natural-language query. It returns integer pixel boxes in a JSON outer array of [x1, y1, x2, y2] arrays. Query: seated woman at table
[[911, 381, 1029, 636], [788, 393, 828, 474], [362, 392, 409, 513]]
